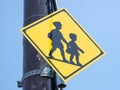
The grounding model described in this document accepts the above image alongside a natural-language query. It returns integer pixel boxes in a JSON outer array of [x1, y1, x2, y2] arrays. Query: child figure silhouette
[[66, 33, 84, 66]]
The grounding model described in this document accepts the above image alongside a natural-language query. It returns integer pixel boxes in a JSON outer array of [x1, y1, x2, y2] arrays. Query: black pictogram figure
[[66, 33, 84, 66], [48, 21, 68, 62]]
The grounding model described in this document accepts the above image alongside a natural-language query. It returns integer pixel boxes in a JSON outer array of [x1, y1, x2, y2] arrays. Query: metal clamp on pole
[[40, 66, 54, 77], [36, 53, 54, 78], [17, 63, 54, 88]]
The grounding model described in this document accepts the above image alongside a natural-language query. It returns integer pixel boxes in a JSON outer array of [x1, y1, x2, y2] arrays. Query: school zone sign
[[20, 8, 105, 82]]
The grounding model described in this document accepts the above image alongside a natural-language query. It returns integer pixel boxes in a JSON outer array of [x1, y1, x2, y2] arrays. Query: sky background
[[0, 0, 120, 90]]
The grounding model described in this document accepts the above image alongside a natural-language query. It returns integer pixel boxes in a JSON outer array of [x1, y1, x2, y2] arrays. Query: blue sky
[[0, 0, 120, 90]]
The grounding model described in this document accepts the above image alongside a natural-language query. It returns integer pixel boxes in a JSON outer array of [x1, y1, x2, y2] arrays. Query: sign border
[[21, 8, 105, 82]]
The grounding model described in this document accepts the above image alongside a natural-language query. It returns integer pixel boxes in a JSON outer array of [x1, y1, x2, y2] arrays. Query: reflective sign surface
[[21, 8, 105, 82]]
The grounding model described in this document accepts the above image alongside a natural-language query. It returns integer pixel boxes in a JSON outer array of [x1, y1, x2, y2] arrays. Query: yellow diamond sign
[[21, 8, 105, 82]]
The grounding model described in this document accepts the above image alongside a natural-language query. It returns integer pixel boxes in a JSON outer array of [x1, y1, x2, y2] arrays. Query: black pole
[[52, 0, 58, 11], [23, 0, 55, 90]]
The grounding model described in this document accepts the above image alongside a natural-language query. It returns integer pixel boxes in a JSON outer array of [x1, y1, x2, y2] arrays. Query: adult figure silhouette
[[48, 21, 68, 62], [66, 33, 84, 66]]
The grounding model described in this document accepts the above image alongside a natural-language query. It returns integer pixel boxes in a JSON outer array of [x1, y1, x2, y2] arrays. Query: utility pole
[[23, 0, 54, 90], [17, 0, 66, 90]]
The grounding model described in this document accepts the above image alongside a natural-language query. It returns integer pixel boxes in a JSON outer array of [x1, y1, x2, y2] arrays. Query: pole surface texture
[[23, 0, 56, 90]]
